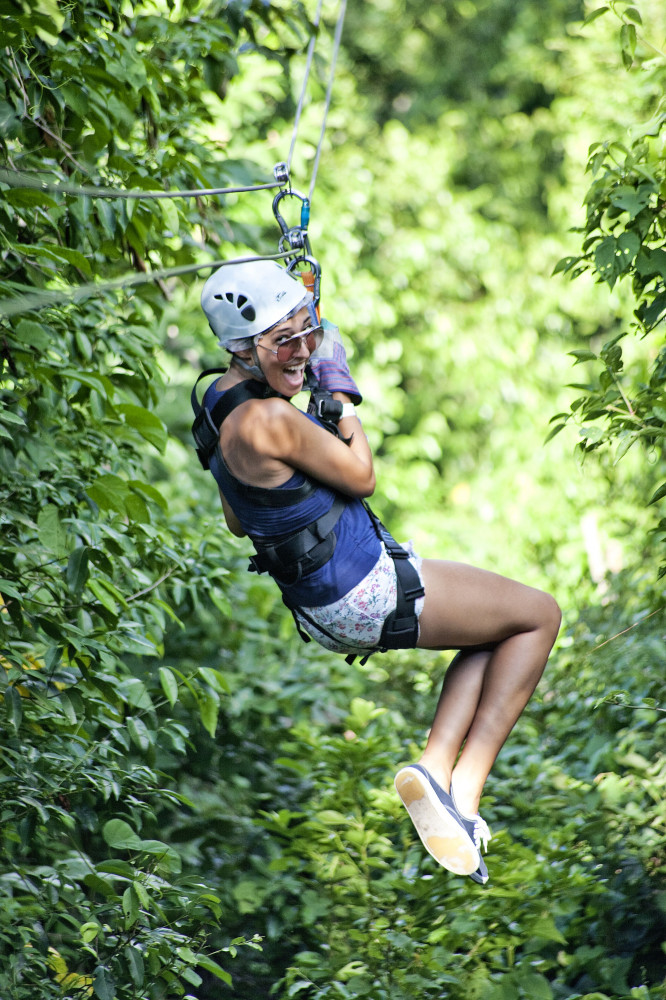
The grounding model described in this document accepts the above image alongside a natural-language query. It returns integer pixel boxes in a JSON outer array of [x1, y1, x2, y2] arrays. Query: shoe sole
[[395, 767, 480, 876]]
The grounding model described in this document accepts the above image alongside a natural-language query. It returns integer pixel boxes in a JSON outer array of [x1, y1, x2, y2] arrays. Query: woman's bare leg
[[419, 648, 492, 791], [415, 560, 561, 817]]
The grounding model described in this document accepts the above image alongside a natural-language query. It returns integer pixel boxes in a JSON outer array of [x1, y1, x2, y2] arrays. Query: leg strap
[[285, 504, 425, 660], [376, 528, 425, 651]]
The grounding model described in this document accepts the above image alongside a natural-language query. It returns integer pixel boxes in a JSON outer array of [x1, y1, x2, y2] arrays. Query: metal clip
[[273, 161, 290, 185], [272, 186, 315, 266], [279, 230, 309, 254], [287, 255, 321, 306]]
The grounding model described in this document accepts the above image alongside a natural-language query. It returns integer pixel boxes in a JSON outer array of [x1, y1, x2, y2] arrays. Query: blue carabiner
[[272, 187, 310, 238]]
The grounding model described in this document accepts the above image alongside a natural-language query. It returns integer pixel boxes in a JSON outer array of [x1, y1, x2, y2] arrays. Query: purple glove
[[308, 319, 362, 404]]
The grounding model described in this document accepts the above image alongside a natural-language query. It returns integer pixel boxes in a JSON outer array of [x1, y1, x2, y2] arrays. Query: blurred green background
[[1, 1, 664, 997]]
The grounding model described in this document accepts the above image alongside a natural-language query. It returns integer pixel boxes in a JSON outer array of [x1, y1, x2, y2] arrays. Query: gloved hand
[[307, 319, 362, 405]]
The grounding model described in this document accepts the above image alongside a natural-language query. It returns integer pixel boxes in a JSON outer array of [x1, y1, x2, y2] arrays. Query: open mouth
[[283, 362, 306, 377]]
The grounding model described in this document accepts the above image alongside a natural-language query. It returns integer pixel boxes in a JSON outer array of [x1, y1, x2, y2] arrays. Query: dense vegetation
[[0, 1, 664, 998]]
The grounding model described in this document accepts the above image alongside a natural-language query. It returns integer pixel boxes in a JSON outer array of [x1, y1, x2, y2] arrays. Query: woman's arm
[[240, 395, 376, 499], [220, 489, 246, 537]]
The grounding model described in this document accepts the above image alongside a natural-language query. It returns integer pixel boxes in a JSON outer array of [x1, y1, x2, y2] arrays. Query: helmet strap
[[231, 348, 266, 383]]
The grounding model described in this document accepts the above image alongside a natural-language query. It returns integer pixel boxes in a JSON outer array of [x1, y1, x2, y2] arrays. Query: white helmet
[[201, 259, 313, 352]]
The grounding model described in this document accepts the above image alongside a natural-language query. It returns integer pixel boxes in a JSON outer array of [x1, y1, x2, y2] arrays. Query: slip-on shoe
[[394, 763, 480, 876]]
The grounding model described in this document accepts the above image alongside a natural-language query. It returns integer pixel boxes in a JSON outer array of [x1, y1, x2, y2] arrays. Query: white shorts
[[294, 541, 425, 655]]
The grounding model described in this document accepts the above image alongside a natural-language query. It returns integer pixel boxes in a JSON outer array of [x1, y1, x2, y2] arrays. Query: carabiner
[[272, 187, 310, 238], [287, 255, 321, 308], [279, 229, 312, 256]]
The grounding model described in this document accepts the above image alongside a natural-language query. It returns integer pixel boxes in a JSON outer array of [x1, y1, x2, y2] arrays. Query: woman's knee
[[536, 589, 562, 642]]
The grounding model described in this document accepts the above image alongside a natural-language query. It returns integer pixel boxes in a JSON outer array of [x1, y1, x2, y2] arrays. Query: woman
[[194, 259, 561, 885]]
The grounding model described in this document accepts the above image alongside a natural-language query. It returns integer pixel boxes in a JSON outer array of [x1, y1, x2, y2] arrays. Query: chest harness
[[191, 370, 425, 660]]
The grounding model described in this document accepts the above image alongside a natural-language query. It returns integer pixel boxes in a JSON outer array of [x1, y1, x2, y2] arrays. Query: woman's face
[[253, 307, 315, 397]]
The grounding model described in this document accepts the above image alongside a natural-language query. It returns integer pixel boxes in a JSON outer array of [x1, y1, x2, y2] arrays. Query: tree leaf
[[4, 688, 23, 732], [125, 945, 145, 987], [138, 839, 182, 873], [80, 921, 100, 943], [86, 474, 130, 514], [93, 965, 116, 1000], [568, 349, 597, 363], [196, 954, 232, 985], [102, 818, 142, 850], [648, 482, 666, 505], [88, 578, 119, 615], [582, 6, 609, 26], [122, 885, 139, 927], [67, 547, 90, 594], [117, 404, 168, 453], [159, 666, 179, 707], [198, 690, 219, 737], [37, 505, 68, 557], [126, 716, 153, 752], [59, 691, 78, 725], [198, 666, 231, 694]]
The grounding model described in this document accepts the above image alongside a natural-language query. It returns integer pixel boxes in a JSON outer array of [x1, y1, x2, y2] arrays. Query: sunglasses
[[256, 324, 323, 363]]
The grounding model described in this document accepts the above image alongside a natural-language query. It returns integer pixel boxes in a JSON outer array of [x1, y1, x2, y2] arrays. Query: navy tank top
[[204, 379, 381, 606]]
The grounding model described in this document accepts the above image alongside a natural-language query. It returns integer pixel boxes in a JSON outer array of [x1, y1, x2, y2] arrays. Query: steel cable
[[308, 0, 347, 204], [287, 0, 325, 176], [0, 167, 280, 201], [0, 252, 295, 319], [1, 0, 348, 317]]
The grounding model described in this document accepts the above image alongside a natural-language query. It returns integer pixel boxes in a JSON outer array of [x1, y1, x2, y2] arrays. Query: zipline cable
[[0, 0, 348, 318], [287, 0, 325, 176], [270, 0, 348, 284], [0, 1, 346, 207], [0, 252, 295, 320], [0, 168, 280, 201], [308, 0, 347, 204]]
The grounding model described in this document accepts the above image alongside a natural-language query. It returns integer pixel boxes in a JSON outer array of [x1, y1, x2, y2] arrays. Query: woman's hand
[[307, 321, 362, 404]]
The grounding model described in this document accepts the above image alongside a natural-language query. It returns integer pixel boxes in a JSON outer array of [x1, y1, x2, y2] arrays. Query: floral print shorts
[[294, 541, 425, 655]]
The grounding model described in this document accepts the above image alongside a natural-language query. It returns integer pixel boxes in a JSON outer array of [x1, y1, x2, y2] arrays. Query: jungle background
[[1, 0, 665, 997]]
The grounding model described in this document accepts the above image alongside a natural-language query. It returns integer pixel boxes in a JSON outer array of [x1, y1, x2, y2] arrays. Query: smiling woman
[[192, 259, 561, 887], [253, 317, 323, 395]]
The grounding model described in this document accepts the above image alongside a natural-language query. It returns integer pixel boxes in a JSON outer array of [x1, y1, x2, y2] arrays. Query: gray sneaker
[[450, 784, 491, 885], [395, 764, 480, 876]]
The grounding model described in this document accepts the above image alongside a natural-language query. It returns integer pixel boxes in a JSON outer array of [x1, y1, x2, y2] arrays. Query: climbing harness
[[190, 370, 425, 660]]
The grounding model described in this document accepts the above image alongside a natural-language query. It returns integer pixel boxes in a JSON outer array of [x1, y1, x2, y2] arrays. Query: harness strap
[[192, 369, 316, 504], [249, 496, 346, 584], [284, 507, 425, 663], [362, 502, 425, 652], [191, 370, 276, 471], [191, 369, 424, 656], [379, 544, 424, 650]]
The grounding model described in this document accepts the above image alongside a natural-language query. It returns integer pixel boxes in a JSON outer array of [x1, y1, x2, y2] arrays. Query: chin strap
[[231, 349, 266, 382]]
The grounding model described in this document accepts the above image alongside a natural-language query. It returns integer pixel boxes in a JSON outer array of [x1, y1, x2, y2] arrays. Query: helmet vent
[[212, 291, 256, 322]]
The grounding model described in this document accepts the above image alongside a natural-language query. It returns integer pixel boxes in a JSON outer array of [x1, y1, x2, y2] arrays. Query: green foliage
[[2, 0, 665, 998], [0, 0, 310, 995], [224, 615, 665, 1000], [553, 3, 666, 565]]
